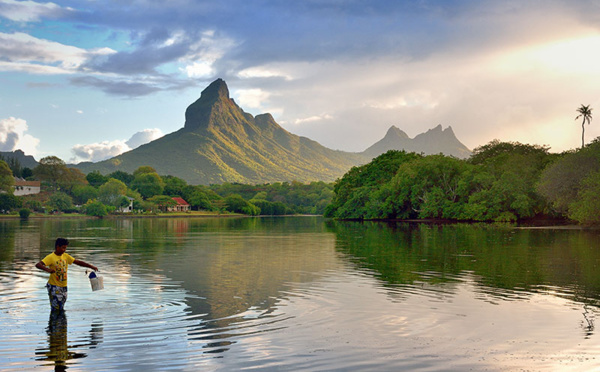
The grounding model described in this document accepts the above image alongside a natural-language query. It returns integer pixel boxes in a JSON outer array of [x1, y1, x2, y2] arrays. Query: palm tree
[[575, 104, 593, 149]]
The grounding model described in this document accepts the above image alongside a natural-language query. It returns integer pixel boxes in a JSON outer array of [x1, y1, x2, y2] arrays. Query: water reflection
[[158, 223, 339, 355], [35, 311, 103, 370], [326, 220, 600, 343], [2, 217, 600, 370], [326, 220, 600, 303], [582, 304, 595, 338]]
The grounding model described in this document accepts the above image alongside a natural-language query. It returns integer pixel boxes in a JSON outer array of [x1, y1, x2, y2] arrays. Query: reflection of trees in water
[[35, 311, 103, 370], [0, 220, 17, 262], [326, 220, 600, 340], [326, 220, 600, 305]]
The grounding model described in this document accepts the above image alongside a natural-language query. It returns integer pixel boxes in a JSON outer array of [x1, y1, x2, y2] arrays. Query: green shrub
[[19, 208, 31, 219], [84, 200, 108, 217]]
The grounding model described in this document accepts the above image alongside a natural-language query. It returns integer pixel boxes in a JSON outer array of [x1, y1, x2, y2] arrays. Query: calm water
[[1, 216, 600, 371]]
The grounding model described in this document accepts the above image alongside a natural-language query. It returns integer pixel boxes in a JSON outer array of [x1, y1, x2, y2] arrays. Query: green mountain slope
[[74, 79, 367, 184]]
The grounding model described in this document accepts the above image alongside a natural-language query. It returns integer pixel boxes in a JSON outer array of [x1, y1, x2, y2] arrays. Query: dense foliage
[[1, 156, 333, 216], [325, 142, 570, 222], [537, 139, 600, 224], [0, 160, 14, 193], [0, 193, 22, 212], [209, 181, 334, 215]]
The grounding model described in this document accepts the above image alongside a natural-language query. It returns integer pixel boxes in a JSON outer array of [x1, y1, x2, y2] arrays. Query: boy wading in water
[[36, 238, 98, 312]]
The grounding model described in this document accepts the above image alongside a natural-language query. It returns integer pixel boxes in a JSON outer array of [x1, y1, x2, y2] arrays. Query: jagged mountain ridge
[[15, 78, 471, 185], [363, 124, 472, 159]]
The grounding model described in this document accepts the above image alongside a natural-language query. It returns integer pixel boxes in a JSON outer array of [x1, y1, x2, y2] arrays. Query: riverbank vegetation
[[0, 155, 333, 218], [325, 139, 600, 225]]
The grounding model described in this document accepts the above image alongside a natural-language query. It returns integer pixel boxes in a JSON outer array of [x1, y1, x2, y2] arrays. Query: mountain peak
[[203, 78, 230, 100], [385, 125, 409, 139], [443, 126, 456, 135], [184, 78, 234, 131], [427, 124, 443, 132]]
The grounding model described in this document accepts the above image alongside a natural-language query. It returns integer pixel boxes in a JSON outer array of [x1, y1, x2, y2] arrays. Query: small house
[[13, 178, 41, 196], [168, 197, 190, 212]]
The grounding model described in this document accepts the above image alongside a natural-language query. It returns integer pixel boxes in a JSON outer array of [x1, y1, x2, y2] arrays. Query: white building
[[117, 197, 135, 213], [13, 179, 41, 196]]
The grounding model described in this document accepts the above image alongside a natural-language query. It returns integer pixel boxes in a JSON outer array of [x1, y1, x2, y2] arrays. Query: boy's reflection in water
[[35, 310, 103, 371]]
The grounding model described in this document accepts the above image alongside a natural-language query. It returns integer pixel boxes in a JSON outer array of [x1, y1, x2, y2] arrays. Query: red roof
[[14, 180, 40, 187], [171, 197, 189, 206]]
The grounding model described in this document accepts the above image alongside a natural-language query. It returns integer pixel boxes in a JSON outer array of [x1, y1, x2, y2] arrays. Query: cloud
[[0, 29, 212, 96], [0, 0, 67, 22], [180, 30, 236, 77], [294, 114, 333, 125], [71, 140, 129, 163], [0, 32, 115, 75], [234, 88, 271, 110], [83, 28, 235, 78], [0, 117, 40, 156], [237, 66, 294, 81], [71, 128, 164, 162], [69, 75, 196, 97], [69, 76, 161, 97], [83, 40, 190, 75], [184, 61, 214, 78], [0, 26, 230, 97], [125, 128, 164, 149]]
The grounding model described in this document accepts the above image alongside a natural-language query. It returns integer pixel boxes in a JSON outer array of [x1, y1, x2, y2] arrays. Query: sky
[[1, 0, 600, 164]]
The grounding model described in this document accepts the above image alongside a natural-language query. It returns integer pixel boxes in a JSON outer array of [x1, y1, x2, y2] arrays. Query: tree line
[[0, 155, 333, 217], [324, 138, 600, 224]]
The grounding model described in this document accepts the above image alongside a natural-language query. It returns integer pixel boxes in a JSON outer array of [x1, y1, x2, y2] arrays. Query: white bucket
[[87, 271, 104, 291]]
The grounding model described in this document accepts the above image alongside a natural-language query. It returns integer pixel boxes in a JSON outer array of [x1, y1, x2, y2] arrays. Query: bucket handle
[[85, 270, 100, 278]]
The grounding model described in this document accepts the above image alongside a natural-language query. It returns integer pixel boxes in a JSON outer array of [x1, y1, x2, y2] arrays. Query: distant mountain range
[[363, 125, 471, 159], [4, 79, 471, 185]]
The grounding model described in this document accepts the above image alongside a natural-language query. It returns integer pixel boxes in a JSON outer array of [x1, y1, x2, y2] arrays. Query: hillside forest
[[2, 138, 600, 224]]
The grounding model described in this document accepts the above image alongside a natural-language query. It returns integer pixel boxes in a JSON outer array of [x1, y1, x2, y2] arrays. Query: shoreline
[[0, 213, 582, 228], [0, 211, 245, 220]]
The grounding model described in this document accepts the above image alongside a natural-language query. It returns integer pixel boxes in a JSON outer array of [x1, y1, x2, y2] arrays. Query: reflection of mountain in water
[[146, 217, 341, 349]]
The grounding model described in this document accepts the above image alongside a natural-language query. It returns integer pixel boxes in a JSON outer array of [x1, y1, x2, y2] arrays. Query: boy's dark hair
[[55, 238, 69, 248]]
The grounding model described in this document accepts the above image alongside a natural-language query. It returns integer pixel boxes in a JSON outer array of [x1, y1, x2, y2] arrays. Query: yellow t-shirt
[[42, 252, 75, 287]]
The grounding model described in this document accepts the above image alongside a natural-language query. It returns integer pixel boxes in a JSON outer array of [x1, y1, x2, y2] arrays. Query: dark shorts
[[46, 283, 68, 311]]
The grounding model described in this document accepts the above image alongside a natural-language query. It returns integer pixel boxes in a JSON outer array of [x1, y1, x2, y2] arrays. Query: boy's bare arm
[[73, 259, 98, 272], [35, 261, 55, 273]]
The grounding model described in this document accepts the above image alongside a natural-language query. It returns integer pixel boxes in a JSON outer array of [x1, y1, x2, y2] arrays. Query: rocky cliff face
[[184, 78, 237, 132]]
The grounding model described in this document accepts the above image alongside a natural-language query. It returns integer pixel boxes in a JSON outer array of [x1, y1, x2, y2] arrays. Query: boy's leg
[[46, 284, 68, 312]]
